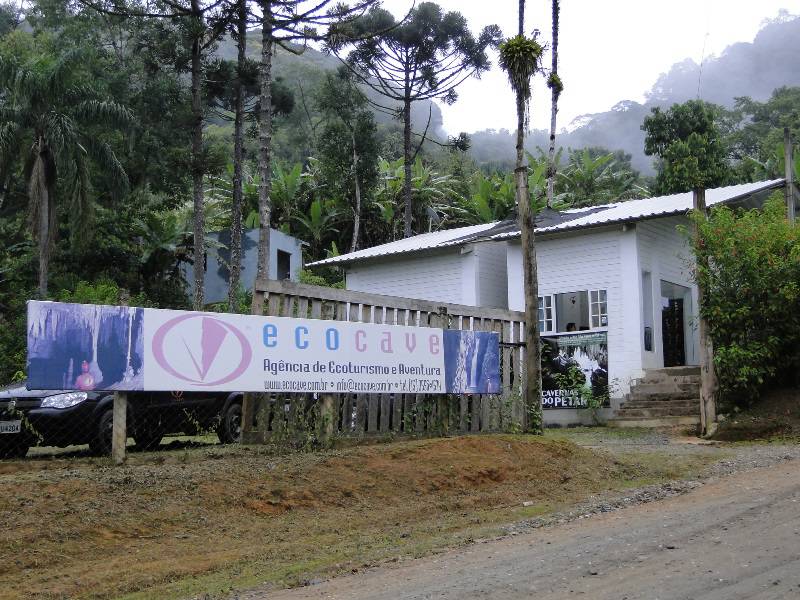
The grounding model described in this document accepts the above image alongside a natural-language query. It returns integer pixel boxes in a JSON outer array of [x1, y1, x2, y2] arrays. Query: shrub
[[689, 194, 800, 408]]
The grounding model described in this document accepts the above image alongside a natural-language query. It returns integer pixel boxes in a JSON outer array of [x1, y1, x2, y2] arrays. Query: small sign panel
[[541, 332, 609, 409]]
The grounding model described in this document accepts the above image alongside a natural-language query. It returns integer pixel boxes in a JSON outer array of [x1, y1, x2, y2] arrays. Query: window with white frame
[[538, 295, 554, 332], [590, 289, 608, 328]]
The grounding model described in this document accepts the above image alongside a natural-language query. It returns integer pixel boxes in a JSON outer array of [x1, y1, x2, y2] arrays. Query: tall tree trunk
[[35, 141, 50, 298], [402, 94, 413, 238], [190, 5, 205, 311], [350, 129, 361, 253], [784, 127, 796, 223], [693, 188, 717, 436], [255, 1, 274, 287], [38, 183, 48, 297], [228, 0, 247, 313], [515, 0, 543, 434], [546, 0, 560, 208]]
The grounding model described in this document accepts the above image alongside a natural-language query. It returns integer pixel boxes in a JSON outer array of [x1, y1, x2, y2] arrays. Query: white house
[[309, 179, 785, 424]]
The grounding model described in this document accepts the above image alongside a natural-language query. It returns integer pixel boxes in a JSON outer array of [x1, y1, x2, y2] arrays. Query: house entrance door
[[661, 298, 685, 367], [660, 280, 693, 367]]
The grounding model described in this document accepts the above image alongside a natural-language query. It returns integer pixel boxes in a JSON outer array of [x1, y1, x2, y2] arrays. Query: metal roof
[[490, 179, 784, 240], [309, 221, 500, 267], [308, 179, 784, 267]]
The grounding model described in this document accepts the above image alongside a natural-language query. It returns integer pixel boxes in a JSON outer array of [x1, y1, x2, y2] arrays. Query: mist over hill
[[218, 14, 800, 174], [469, 13, 800, 174]]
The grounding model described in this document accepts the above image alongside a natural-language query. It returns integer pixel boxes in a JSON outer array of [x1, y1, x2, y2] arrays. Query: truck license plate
[[0, 420, 21, 434]]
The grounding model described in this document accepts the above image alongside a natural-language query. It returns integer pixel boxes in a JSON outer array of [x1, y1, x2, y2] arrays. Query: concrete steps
[[610, 366, 701, 427], [627, 390, 698, 403], [620, 399, 696, 409], [641, 366, 701, 377], [607, 416, 700, 428]]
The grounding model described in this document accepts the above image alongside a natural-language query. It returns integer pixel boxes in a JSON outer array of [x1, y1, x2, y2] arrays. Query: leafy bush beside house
[[689, 194, 800, 409]]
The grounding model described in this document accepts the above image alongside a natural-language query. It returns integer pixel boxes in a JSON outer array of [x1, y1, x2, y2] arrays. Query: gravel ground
[[501, 441, 800, 537], [258, 438, 800, 600]]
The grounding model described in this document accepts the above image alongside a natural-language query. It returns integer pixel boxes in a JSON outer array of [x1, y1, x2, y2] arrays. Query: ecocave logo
[[151, 314, 252, 386]]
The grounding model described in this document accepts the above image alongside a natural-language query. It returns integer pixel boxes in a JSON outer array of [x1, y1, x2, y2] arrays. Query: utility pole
[[693, 188, 717, 436], [784, 127, 796, 224]]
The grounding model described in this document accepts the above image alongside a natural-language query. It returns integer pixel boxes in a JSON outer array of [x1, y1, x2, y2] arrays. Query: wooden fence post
[[112, 391, 127, 464]]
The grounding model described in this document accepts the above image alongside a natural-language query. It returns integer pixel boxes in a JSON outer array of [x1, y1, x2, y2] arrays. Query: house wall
[[506, 226, 642, 425], [473, 242, 509, 309], [636, 216, 699, 369], [345, 249, 475, 306], [185, 228, 303, 305]]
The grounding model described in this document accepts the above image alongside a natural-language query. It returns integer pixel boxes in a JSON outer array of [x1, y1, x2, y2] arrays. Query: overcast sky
[[380, 1, 795, 134]]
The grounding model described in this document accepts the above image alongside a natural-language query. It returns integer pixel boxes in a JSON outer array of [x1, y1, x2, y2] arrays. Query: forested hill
[[470, 13, 800, 173]]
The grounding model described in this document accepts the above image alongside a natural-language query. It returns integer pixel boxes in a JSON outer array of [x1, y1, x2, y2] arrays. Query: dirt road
[[263, 459, 800, 600]]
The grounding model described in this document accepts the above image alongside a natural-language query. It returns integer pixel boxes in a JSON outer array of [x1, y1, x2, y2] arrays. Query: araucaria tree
[[0, 50, 132, 296], [228, 0, 250, 312], [499, 0, 545, 433], [332, 2, 501, 237], [80, 0, 229, 310]]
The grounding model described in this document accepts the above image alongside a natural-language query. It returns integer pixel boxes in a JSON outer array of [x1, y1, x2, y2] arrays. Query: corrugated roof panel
[[490, 179, 784, 240], [309, 221, 500, 267]]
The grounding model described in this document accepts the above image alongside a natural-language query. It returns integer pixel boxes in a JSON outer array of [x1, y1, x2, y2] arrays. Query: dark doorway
[[662, 298, 686, 367], [277, 250, 291, 280]]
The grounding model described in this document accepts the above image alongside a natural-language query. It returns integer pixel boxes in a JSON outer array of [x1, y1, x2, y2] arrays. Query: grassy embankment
[[2, 432, 716, 600]]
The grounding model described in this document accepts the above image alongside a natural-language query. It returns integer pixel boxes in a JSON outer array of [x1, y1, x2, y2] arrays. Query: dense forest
[[1, 0, 799, 382]]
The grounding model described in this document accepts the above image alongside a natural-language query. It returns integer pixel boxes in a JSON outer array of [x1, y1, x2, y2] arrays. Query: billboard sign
[[540, 332, 609, 409], [26, 301, 501, 395]]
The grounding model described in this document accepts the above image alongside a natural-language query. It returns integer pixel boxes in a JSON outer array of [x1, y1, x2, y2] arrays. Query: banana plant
[[456, 171, 516, 225], [742, 141, 800, 181], [556, 148, 648, 207], [293, 198, 341, 260]]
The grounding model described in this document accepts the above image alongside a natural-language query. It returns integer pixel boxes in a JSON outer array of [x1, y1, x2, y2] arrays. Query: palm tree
[[545, 0, 563, 208], [0, 49, 131, 296], [499, 0, 545, 434]]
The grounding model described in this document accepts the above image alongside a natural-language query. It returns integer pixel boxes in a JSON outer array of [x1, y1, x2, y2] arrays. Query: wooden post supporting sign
[[112, 391, 127, 464]]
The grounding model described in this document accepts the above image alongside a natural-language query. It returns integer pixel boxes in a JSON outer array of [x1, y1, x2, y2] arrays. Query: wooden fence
[[240, 279, 528, 444]]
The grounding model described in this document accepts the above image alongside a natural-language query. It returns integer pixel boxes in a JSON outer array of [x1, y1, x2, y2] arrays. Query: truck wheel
[[217, 401, 242, 444], [89, 409, 114, 456], [0, 439, 29, 459]]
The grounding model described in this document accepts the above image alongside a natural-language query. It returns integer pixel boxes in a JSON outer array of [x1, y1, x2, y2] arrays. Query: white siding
[[474, 242, 508, 309], [345, 249, 473, 305], [507, 227, 640, 423], [636, 216, 699, 369]]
